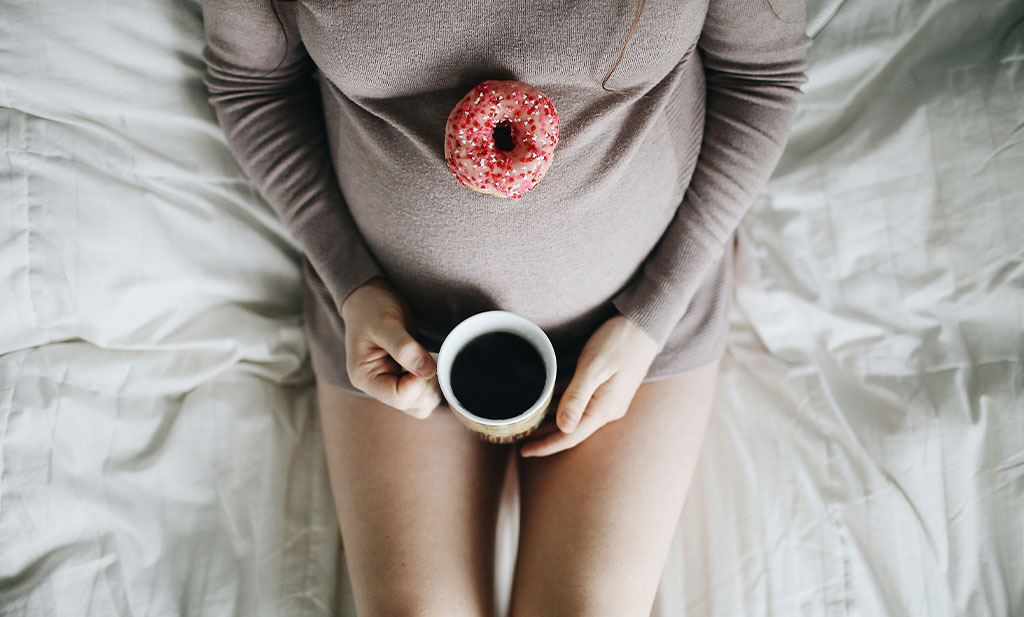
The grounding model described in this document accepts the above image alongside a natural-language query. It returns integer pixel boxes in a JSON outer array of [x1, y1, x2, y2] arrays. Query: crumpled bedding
[[653, 1, 1024, 614], [0, 2, 339, 614], [1, 0, 1021, 616]]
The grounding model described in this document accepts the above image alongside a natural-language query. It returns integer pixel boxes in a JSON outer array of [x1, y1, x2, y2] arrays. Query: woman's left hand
[[519, 314, 659, 457]]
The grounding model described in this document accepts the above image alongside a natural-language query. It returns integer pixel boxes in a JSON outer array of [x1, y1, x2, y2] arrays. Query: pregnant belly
[[342, 151, 684, 347], [328, 86, 694, 344]]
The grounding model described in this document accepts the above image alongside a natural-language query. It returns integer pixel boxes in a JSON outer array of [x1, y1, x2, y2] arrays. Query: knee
[[352, 576, 494, 617], [509, 581, 656, 617], [356, 595, 489, 617]]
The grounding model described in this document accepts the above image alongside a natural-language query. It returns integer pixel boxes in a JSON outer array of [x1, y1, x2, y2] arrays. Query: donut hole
[[492, 122, 516, 152]]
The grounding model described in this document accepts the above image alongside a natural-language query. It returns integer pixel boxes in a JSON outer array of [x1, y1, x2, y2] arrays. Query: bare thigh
[[316, 380, 511, 617], [509, 361, 720, 617]]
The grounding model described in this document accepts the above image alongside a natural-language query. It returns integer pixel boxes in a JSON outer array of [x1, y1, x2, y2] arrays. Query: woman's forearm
[[612, 0, 810, 350], [201, 0, 384, 311]]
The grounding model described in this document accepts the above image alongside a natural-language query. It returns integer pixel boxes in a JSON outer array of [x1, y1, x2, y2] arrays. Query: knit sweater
[[201, 0, 808, 383]]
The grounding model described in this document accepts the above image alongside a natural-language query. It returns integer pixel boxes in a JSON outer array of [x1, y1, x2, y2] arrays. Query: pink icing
[[444, 80, 559, 199]]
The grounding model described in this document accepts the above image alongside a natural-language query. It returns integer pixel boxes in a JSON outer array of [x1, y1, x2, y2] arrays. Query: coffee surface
[[450, 331, 547, 420]]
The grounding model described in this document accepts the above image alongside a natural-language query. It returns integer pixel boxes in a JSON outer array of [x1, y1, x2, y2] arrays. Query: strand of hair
[[601, 0, 647, 95]]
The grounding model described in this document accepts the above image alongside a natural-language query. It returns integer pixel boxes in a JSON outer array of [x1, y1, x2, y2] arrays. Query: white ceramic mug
[[429, 310, 557, 444]]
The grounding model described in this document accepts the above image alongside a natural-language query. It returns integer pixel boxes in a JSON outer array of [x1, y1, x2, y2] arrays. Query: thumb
[[556, 361, 606, 433], [372, 319, 436, 379]]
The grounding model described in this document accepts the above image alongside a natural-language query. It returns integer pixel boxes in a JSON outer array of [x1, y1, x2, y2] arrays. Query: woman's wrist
[[341, 275, 391, 319]]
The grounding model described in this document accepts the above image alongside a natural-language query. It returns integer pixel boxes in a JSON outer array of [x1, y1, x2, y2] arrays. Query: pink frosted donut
[[444, 80, 559, 200]]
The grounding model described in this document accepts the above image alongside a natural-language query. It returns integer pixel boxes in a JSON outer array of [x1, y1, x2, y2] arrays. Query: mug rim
[[436, 310, 557, 427]]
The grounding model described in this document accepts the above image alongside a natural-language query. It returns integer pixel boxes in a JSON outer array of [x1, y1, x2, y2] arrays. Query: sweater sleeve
[[200, 0, 385, 313], [611, 0, 809, 351]]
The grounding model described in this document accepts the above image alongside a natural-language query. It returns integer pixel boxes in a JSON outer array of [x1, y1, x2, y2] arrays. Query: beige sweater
[[201, 0, 808, 385]]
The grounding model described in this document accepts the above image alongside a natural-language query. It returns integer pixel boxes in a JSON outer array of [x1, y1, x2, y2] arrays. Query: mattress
[[1, 0, 1021, 615]]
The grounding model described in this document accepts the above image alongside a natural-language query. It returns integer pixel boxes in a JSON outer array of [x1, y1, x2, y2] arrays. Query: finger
[[524, 418, 562, 441], [519, 409, 607, 457], [556, 359, 614, 434], [370, 316, 436, 379], [364, 369, 434, 412], [404, 378, 443, 419]]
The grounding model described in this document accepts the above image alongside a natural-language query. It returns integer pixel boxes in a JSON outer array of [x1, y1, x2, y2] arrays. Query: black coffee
[[450, 331, 547, 420]]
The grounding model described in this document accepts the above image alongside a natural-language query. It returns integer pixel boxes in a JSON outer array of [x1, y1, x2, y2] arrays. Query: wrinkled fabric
[[0, 1, 340, 615], [652, 0, 1024, 615]]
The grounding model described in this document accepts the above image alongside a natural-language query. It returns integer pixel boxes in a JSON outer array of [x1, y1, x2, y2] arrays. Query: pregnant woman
[[202, 0, 807, 614]]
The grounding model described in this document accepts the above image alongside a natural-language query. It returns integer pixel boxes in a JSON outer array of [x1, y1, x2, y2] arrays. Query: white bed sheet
[[0, 2, 340, 615], [1, 0, 1021, 616], [653, 1, 1024, 614]]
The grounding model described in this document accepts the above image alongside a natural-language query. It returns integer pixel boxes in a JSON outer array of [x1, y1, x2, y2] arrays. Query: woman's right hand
[[340, 277, 442, 418]]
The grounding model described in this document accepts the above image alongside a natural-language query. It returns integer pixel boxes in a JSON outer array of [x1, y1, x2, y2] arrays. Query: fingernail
[[416, 356, 432, 377]]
